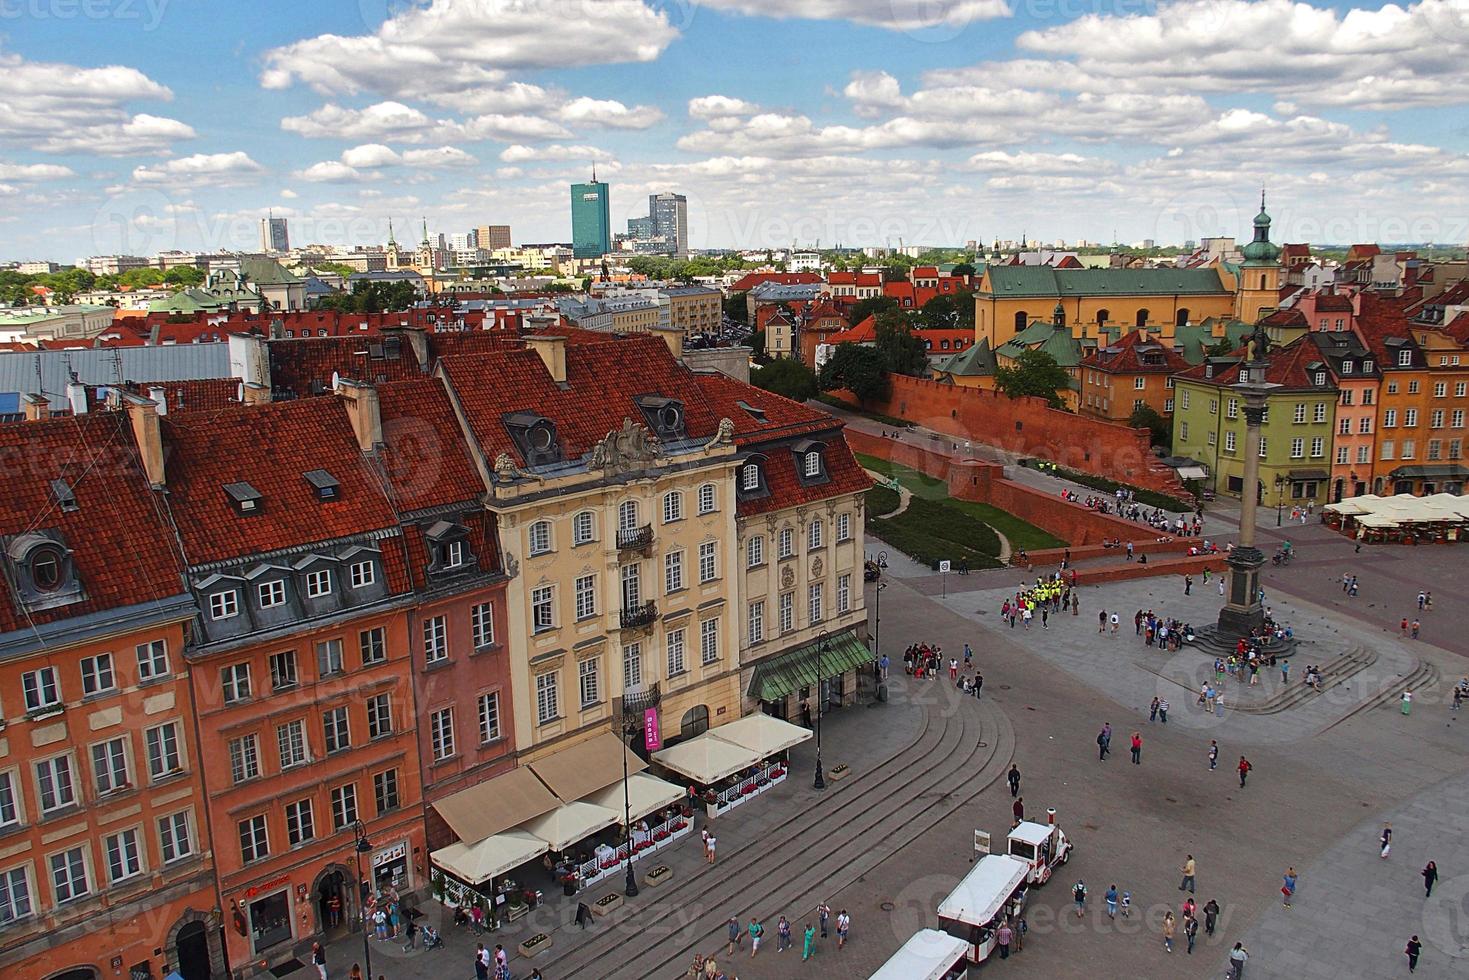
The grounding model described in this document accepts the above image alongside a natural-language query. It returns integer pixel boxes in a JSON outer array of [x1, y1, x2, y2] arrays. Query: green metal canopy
[[747, 631, 872, 703]]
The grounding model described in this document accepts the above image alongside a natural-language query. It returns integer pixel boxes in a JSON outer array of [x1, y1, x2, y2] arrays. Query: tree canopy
[[849, 295, 899, 326], [873, 310, 930, 377], [912, 291, 975, 331], [1128, 403, 1171, 447], [314, 279, 418, 313], [819, 342, 890, 405], [993, 349, 1072, 408], [750, 358, 817, 402]]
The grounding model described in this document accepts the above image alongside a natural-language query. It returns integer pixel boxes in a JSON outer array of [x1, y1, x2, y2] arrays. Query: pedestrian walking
[[1406, 935, 1422, 973], [1401, 616, 1409, 636], [1149, 696, 1160, 723], [1423, 861, 1438, 897], [1216, 691, 1225, 717], [1159, 698, 1169, 723], [1381, 823, 1392, 858], [1282, 867, 1297, 908], [836, 910, 850, 950], [1130, 731, 1142, 764], [312, 943, 327, 980], [1411, 619, 1421, 640], [1402, 690, 1413, 715], [1008, 764, 1021, 797], [996, 921, 1013, 959], [1184, 574, 1192, 596], [1281, 659, 1290, 683], [1184, 911, 1199, 954], [473, 944, 489, 980], [1110, 612, 1120, 635], [1208, 740, 1219, 771], [1073, 880, 1087, 917], [1203, 899, 1219, 935], [1163, 911, 1176, 952], [707, 834, 717, 864], [949, 658, 958, 681], [748, 917, 763, 957], [1218, 578, 1226, 596], [1238, 755, 1252, 787], [1099, 609, 1107, 633], [1120, 890, 1132, 917], [1179, 855, 1196, 893], [777, 915, 791, 952], [817, 902, 831, 938], [1013, 797, 1024, 823], [1228, 942, 1248, 979], [1097, 724, 1111, 760], [1105, 883, 1118, 918], [802, 923, 816, 960], [727, 915, 741, 954]]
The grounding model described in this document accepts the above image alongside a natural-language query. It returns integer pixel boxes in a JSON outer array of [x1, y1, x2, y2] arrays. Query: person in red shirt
[[1238, 756, 1252, 787], [1130, 732, 1142, 764]]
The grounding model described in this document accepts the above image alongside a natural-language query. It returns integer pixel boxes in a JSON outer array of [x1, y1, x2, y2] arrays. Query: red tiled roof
[[268, 335, 424, 397], [1259, 308, 1307, 327], [1081, 329, 1192, 373], [692, 371, 835, 445], [1176, 335, 1328, 389], [1054, 255, 1085, 269], [86, 378, 244, 415], [375, 378, 485, 513], [740, 438, 871, 517], [1443, 311, 1469, 344], [160, 398, 401, 566], [1315, 294, 1354, 312], [730, 272, 822, 293], [0, 412, 187, 633], [440, 335, 723, 466]]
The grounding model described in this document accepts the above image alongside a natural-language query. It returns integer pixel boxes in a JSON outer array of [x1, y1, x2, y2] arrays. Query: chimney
[[121, 392, 165, 487], [23, 393, 51, 422], [337, 380, 383, 451], [227, 332, 271, 389], [241, 382, 271, 406], [66, 375, 88, 416], [525, 335, 567, 383], [148, 386, 168, 416], [654, 325, 685, 361], [385, 326, 429, 372]]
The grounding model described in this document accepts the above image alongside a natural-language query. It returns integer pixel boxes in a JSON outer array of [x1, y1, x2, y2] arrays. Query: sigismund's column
[[1215, 364, 1276, 639]]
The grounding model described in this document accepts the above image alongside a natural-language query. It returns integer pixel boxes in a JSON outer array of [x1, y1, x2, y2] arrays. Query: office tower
[[571, 169, 611, 258], [649, 192, 688, 256], [477, 224, 512, 249], [260, 214, 289, 253]]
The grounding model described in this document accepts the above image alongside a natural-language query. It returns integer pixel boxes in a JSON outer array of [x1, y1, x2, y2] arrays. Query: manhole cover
[[880, 901, 896, 911], [998, 684, 1012, 690]]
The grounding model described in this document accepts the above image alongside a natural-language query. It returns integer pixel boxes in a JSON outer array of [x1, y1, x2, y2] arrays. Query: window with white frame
[[1357, 445, 1370, 464], [667, 628, 686, 675], [808, 519, 823, 550], [91, 737, 129, 795], [228, 735, 259, 784], [145, 722, 182, 779], [1384, 409, 1398, 427], [1402, 439, 1416, 459], [349, 561, 375, 588], [699, 541, 717, 583], [1258, 436, 1268, 458], [268, 651, 297, 692], [472, 602, 494, 648], [741, 463, 760, 491], [836, 512, 851, 541], [1457, 383, 1467, 398], [1358, 417, 1371, 434], [572, 511, 595, 546], [803, 451, 821, 477], [1399, 349, 1413, 366], [1179, 422, 1189, 441], [779, 592, 794, 633], [305, 569, 332, 598], [837, 573, 851, 613], [1181, 389, 1190, 409], [1405, 408, 1419, 427], [158, 811, 193, 863], [528, 521, 552, 555], [809, 584, 823, 624], [0, 772, 17, 828], [665, 551, 684, 593], [1381, 440, 1395, 460], [1453, 410, 1465, 428], [23, 667, 60, 713], [0, 865, 32, 923], [1293, 403, 1307, 424], [748, 601, 764, 644], [1435, 382, 1448, 398], [623, 643, 642, 690], [618, 501, 638, 533], [698, 483, 716, 514], [285, 798, 315, 846], [1310, 437, 1324, 458], [532, 585, 555, 633], [220, 663, 251, 704], [578, 658, 599, 707], [209, 590, 239, 621], [136, 640, 168, 681], [104, 827, 142, 883], [778, 527, 794, 559], [1290, 438, 1304, 459], [1314, 402, 1327, 423], [36, 754, 75, 812], [478, 692, 501, 743], [423, 616, 447, 664], [358, 627, 385, 666], [574, 574, 597, 619], [331, 783, 358, 831], [536, 672, 559, 724], [49, 846, 90, 902], [1225, 397, 1237, 419], [1339, 417, 1351, 435], [430, 708, 455, 760], [663, 490, 684, 523], [700, 618, 719, 665], [1224, 431, 1236, 453], [747, 534, 765, 567], [1432, 409, 1445, 428], [366, 693, 392, 740], [323, 706, 350, 754], [443, 540, 465, 568], [257, 580, 286, 608], [374, 768, 400, 814], [80, 654, 115, 697], [273, 723, 310, 775], [1314, 372, 1326, 386], [1337, 446, 1349, 465], [316, 638, 344, 676], [1133, 376, 1146, 390]]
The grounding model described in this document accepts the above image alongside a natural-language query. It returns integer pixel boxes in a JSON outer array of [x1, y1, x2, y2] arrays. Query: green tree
[[747, 329, 767, 363], [1128, 403, 1171, 447], [723, 292, 748, 324], [163, 266, 204, 287], [819, 342, 890, 405], [873, 311, 930, 376], [993, 349, 1072, 408], [1205, 338, 1236, 358], [950, 262, 976, 278], [751, 358, 817, 402], [914, 291, 975, 331], [315, 279, 418, 313], [850, 295, 900, 326]]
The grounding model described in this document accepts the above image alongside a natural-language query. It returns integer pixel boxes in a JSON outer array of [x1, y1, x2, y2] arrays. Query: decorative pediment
[[591, 419, 663, 475], [704, 417, 735, 450]]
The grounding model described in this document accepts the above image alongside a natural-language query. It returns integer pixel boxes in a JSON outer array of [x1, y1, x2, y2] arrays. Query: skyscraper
[[259, 214, 288, 253], [649, 192, 688, 256], [571, 169, 611, 258], [477, 224, 512, 249]]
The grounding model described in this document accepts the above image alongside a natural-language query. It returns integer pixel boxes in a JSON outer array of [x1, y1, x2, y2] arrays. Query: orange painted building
[[1078, 329, 1191, 422], [0, 412, 223, 980]]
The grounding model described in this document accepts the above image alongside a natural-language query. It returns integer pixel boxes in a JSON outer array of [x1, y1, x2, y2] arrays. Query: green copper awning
[[747, 631, 872, 703]]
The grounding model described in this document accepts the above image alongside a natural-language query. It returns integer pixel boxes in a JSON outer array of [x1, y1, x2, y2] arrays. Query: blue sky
[[4, 0, 1468, 261]]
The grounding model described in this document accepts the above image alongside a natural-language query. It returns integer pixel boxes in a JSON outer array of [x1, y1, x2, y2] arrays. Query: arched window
[[1176, 308, 1190, 327], [697, 483, 716, 514], [662, 490, 684, 523], [1260, 274, 1268, 290], [1013, 310, 1029, 333], [528, 520, 552, 556], [1096, 309, 1110, 329], [680, 705, 710, 740], [618, 501, 638, 532], [741, 462, 761, 491], [572, 511, 595, 546], [1136, 308, 1150, 328]]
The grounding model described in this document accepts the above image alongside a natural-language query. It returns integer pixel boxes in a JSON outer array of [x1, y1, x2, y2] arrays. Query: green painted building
[[1171, 335, 1338, 508], [570, 170, 611, 259]]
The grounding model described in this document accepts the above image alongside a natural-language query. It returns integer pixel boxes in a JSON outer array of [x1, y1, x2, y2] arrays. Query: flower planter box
[[644, 865, 673, 887], [506, 904, 529, 922], [828, 763, 850, 781], [705, 802, 720, 820], [519, 933, 553, 958], [592, 892, 622, 917]]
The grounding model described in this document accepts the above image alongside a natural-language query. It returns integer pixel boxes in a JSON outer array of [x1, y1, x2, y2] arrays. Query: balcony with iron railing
[[617, 524, 654, 553], [619, 600, 659, 630], [622, 681, 662, 714]]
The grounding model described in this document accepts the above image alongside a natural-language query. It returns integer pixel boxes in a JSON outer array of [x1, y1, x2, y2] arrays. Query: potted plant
[[430, 870, 447, 903]]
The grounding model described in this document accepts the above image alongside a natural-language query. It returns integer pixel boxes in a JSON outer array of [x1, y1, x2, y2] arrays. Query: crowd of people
[[1055, 486, 1206, 538]]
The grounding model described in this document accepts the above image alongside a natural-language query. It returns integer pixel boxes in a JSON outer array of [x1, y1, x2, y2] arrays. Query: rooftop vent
[[736, 400, 767, 423], [304, 469, 340, 501], [50, 479, 78, 513], [224, 481, 263, 515]]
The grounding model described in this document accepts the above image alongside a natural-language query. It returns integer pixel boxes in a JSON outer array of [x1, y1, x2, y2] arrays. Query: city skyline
[[3, 0, 1469, 262]]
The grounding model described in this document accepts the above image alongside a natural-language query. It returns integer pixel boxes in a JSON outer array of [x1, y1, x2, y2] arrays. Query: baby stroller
[[420, 924, 445, 951]]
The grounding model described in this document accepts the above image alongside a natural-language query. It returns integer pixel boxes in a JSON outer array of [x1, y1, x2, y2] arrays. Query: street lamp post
[[620, 718, 640, 898], [1275, 475, 1286, 526], [814, 630, 829, 790], [872, 550, 888, 655], [351, 820, 373, 980]]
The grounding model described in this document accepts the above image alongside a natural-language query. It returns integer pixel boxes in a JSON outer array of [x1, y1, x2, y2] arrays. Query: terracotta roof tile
[[1081, 329, 1192, 373], [739, 437, 871, 517], [692, 371, 835, 444], [268, 335, 424, 398], [375, 378, 484, 513]]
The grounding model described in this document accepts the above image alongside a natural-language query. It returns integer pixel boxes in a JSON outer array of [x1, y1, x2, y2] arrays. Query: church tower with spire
[[1235, 190, 1283, 324]]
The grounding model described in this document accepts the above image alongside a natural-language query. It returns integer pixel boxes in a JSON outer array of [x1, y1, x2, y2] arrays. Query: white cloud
[[461, 114, 572, 141], [843, 71, 904, 117], [296, 161, 365, 183], [304, 144, 479, 182], [402, 146, 477, 168], [282, 101, 445, 142], [0, 53, 194, 156], [0, 162, 76, 181], [499, 144, 614, 163], [556, 97, 663, 129], [261, 0, 678, 97], [341, 143, 404, 169], [280, 188, 298, 199], [698, 0, 1010, 31], [131, 151, 264, 186], [688, 95, 761, 119]]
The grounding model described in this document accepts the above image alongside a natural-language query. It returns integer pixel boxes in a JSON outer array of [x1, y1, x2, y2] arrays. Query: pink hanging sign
[[643, 708, 662, 752]]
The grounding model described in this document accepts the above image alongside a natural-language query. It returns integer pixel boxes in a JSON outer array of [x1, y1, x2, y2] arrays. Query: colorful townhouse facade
[[1078, 328, 1191, 423]]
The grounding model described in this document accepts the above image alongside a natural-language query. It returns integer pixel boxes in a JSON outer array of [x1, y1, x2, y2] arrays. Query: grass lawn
[[857, 452, 1068, 554]]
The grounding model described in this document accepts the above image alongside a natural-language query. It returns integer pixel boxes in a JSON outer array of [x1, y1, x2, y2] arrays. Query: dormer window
[[50, 479, 78, 513], [804, 452, 821, 477], [636, 395, 686, 440], [742, 464, 760, 491], [444, 540, 465, 568], [1341, 361, 1353, 374], [503, 412, 562, 467], [1364, 360, 1373, 372], [224, 482, 262, 515], [791, 440, 829, 486], [737, 455, 770, 500], [1315, 372, 1327, 386], [426, 520, 475, 576], [1399, 350, 1413, 366], [305, 569, 332, 598], [3, 530, 84, 611], [30, 545, 64, 591], [210, 590, 239, 620], [304, 469, 340, 502]]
